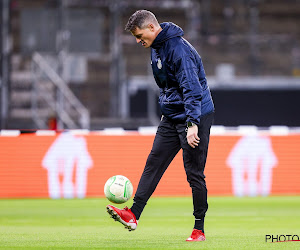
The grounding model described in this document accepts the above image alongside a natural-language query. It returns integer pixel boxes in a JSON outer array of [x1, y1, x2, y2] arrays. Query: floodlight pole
[[56, 0, 70, 129], [0, 0, 10, 129], [109, 0, 123, 118], [249, 0, 260, 75]]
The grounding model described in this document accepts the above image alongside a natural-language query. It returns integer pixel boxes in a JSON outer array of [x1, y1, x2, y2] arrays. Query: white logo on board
[[42, 132, 93, 199], [226, 135, 278, 197]]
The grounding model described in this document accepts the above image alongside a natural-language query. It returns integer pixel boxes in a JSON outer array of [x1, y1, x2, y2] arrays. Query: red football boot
[[106, 205, 138, 231], [186, 229, 206, 241]]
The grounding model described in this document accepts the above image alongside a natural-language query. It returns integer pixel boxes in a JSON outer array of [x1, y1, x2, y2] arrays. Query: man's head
[[125, 10, 162, 48]]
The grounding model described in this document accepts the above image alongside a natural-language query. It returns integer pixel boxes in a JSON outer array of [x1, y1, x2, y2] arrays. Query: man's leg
[[106, 118, 181, 231], [178, 113, 214, 233], [131, 118, 181, 220]]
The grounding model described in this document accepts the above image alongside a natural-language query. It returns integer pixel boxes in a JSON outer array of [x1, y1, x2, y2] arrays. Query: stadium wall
[[0, 128, 299, 198]]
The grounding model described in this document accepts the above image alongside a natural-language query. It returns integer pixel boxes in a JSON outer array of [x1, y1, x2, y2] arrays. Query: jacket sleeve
[[174, 55, 203, 124]]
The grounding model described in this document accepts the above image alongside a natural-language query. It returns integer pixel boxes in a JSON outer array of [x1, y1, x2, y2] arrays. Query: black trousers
[[131, 112, 214, 226]]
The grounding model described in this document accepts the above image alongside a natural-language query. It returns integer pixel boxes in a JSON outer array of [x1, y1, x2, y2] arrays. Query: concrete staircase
[[9, 69, 57, 129], [8, 53, 90, 130]]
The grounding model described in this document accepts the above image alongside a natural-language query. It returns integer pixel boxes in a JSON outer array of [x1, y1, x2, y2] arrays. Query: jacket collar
[[151, 22, 184, 49]]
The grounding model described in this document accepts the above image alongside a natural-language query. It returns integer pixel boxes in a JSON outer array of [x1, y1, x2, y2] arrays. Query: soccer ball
[[104, 175, 133, 204]]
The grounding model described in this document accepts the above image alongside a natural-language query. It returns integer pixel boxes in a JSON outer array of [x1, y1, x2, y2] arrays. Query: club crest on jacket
[[157, 59, 162, 69]]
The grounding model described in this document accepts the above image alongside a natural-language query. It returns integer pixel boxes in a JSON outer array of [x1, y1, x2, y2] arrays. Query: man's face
[[131, 25, 156, 48]]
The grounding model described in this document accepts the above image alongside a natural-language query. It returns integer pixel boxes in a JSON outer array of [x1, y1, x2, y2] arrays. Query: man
[[106, 10, 214, 242]]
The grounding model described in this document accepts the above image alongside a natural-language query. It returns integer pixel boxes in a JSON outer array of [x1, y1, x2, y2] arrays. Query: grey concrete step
[[10, 108, 52, 119]]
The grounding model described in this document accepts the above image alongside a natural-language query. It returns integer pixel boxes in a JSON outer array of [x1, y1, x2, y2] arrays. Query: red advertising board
[[0, 132, 299, 198]]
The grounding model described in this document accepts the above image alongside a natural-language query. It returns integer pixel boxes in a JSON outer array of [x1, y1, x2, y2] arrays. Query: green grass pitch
[[0, 196, 299, 249]]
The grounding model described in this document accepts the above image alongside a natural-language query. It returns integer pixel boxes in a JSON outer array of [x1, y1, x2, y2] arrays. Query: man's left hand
[[187, 125, 200, 148]]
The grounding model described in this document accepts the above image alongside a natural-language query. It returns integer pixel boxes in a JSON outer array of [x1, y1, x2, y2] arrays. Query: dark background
[[130, 89, 300, 127]]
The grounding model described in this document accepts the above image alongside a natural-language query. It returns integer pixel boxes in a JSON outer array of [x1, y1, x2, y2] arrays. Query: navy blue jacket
[[151, 22, 214, 124]]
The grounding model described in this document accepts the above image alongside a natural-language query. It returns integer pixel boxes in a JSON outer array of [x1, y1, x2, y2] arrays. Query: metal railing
[[31, 52, 90, 129]]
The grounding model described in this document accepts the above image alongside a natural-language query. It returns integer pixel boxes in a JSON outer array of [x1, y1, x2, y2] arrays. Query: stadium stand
[[2, 0, 300, 129]]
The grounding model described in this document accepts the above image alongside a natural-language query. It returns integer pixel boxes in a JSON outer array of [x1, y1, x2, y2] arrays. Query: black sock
[[194, 218, 205, 233], [130, 199, 146, 220]]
